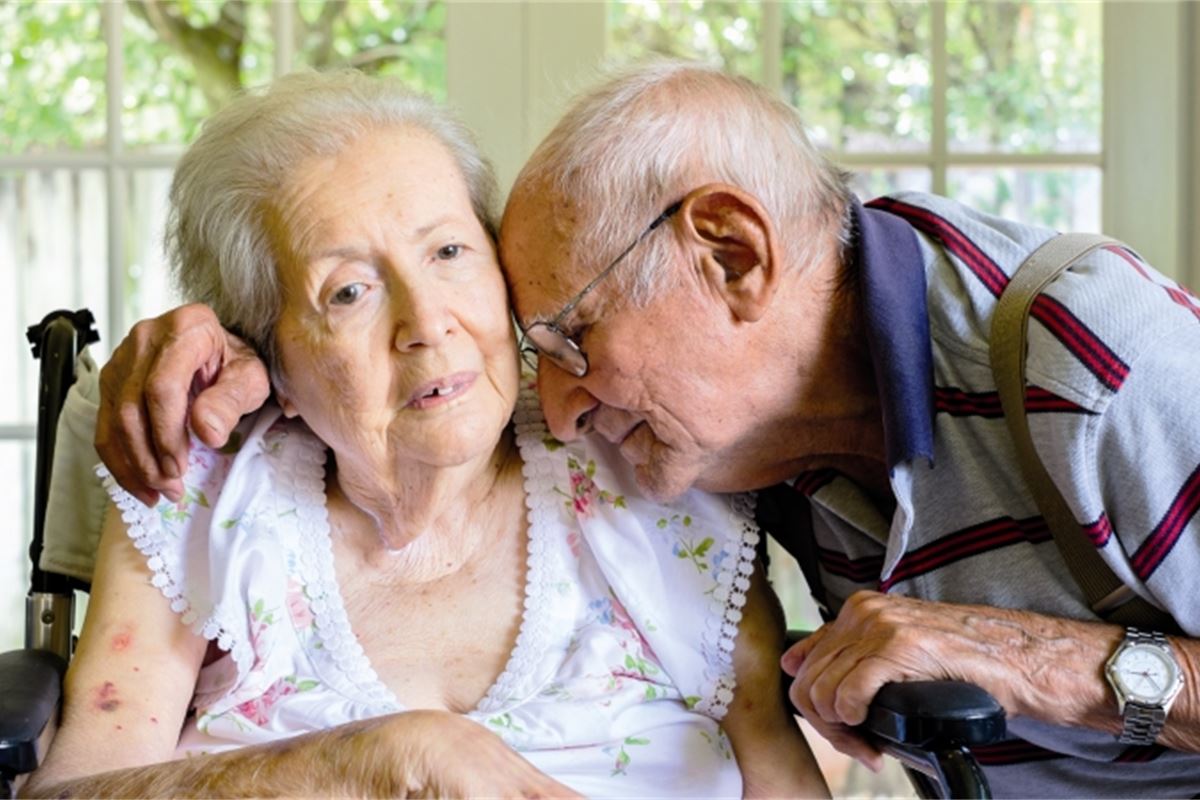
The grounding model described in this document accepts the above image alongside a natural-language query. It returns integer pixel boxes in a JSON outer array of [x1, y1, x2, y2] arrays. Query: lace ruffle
[[275, 426, 400, 714], [474, 387, 560, 713], [695, 492, 760, 720], [98, 465, 254, 676]]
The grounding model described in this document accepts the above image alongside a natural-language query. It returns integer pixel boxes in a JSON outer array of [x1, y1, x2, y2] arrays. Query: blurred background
[[2, 2, 1197, 795]]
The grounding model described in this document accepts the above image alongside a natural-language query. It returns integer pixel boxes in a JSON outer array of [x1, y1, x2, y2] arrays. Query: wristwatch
[[1104, 627, 1185, 745]]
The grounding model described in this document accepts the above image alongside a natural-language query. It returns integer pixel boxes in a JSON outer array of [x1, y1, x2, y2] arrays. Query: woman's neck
[[326, 426, 526, 581]]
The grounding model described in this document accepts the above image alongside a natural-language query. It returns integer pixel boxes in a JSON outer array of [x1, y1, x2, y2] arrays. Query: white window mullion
[[930, 0, 947, 196], [762, 1, 783, 98], [105, 1, 125, 348], [271, 0, 295, 77]]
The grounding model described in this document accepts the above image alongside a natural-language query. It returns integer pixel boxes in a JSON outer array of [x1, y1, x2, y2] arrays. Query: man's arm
[[724, 560, 830, 798], [783, 591, 1200, 754], [26, 710, 577, 799], [96, 304, 269, 506]]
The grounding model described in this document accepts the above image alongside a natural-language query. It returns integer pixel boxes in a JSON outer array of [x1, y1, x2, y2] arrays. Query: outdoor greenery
[[610, 0, 1102, 229], [1, 0, 445, 153]]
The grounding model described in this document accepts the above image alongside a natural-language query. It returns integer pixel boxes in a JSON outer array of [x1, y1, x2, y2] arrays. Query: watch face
[[1112, 644, 1179, 704]]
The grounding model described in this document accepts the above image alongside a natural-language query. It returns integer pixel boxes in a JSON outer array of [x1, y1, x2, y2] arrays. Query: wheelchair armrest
[[0, 648, 67, 776], [864, 680, 1006, 749]]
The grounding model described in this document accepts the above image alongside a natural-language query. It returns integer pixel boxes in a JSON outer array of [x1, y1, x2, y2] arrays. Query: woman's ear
[[679, 184, 781, 323], [274, 377, 300, 418]]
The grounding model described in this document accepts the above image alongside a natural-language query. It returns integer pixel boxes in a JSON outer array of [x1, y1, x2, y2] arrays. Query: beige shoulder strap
[[990, 233, 1177, 632]]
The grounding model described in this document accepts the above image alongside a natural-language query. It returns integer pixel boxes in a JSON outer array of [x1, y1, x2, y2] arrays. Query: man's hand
[[95, 303, 270, 506], [781, 591, 1046, 768]]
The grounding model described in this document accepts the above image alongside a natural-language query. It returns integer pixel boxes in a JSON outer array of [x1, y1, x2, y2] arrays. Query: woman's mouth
[[406, 372, 477, 409]]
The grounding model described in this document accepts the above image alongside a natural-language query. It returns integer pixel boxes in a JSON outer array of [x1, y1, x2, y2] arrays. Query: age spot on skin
[[93, 681, 120, 712]]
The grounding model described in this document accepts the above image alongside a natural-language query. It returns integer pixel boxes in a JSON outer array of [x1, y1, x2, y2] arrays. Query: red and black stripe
[[880, 516, 1051, 592], [816, 546, 884, 583], [1106, 244, 1200, 323], [792, 469, 837, 498], [971, 738, 1065, 766], [1082, 513, 1114, 548], [934, 385, 1095, 418], [1131, 463, 1200, 580], [868, 198, 1130, 392]]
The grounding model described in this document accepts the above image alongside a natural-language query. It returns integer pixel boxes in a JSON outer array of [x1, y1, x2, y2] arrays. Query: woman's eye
[[436, 243, 463, 261], [330, 283, 365, 306]]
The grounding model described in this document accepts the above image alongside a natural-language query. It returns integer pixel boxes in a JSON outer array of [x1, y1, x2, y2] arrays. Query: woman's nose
[[537, 359, 598, 442], [392, 287, 453, 352]]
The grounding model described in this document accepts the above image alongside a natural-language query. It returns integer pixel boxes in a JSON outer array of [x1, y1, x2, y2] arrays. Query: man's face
[[500, 191, 753, 501]]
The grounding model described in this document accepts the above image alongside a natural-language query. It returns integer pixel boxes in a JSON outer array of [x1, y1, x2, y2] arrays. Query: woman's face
[[269, 125, 519, 475]]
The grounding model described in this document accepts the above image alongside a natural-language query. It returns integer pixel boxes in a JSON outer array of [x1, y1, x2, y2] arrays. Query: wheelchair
[[0, 308, 1005, 799]]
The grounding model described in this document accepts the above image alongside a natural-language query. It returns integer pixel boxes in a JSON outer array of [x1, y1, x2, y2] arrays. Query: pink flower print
[[285, 579, 315, 630], [566, 530, 583, 559], [231, 675, 317, 727], [569, 469, 596, 516]]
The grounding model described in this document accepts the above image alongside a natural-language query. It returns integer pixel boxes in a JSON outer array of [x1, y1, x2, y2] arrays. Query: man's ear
[[679, 184, 780, 323]]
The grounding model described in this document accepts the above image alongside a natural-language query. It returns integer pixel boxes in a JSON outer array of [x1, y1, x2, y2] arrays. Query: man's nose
[[393, 285, 452, 352], [536, 358, 598, 442]]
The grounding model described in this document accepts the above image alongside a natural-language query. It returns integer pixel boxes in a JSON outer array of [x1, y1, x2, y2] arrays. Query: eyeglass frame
[[518, 199, 684, 378]]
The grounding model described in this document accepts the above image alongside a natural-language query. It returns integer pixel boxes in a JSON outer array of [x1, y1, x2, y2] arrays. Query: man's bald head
[[504, 60, 852, 304]]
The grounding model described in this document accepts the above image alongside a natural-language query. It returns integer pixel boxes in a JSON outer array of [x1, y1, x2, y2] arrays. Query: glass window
[[946, 2, 1101, 154], [783, 1, 931, 153], [608, 1, 763, 79], [0, 2, 107, 155], [295, 0, 447, 99]]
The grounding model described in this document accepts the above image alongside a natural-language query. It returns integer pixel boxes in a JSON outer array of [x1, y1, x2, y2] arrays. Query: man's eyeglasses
[[519, 200, 683, 378]]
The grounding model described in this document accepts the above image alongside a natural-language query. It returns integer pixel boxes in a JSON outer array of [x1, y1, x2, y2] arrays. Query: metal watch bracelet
[[1118, 629, 1172, 745]]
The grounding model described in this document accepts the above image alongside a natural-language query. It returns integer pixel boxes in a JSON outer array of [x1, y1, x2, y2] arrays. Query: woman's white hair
[[515, 60, 853, 304], [165, 69, 498, 376]]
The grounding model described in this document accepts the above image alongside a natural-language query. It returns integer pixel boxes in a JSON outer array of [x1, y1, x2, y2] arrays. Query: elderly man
[[93, 63, 1199, 796]]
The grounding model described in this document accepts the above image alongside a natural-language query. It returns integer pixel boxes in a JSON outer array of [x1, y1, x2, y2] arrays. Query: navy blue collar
[[850, 199, 935, 468]]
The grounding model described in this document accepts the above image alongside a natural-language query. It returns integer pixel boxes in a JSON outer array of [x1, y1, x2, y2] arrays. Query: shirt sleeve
[[1087, 318, 1200, 636], [567, 435, 762, 720]]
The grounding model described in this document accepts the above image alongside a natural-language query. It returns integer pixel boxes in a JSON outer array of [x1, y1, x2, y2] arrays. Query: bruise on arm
[[24, 504, 209, 796]]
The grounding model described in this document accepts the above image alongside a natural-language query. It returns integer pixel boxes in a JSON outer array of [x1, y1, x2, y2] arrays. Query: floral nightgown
[[100, 387, 761, 797]]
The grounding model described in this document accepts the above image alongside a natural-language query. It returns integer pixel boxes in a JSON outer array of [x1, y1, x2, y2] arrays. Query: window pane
[[0, 170, 109, 426], [123, 0, 275, 150], [947, 2, 1101, 153], [125, 169, 181, 332], [849, 166, 932, 200], [607, 1, 763, 80], [295, 1, 447, 99], [0, 440, 34, 651], [0, 1, 106, 154], [947, 167, 1101, 232], [783, 1, 931, 153]]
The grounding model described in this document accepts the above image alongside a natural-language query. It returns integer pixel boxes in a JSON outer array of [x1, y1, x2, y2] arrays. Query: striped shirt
[[781, 193, 1200, 797]]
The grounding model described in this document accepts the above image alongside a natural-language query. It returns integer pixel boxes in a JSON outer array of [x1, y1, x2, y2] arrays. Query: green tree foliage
[[1, 0, 445, 153]]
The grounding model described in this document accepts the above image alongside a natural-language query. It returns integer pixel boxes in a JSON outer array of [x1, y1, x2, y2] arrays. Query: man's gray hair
[[165, 69, 498, 377], [516, 60, 853, 304]]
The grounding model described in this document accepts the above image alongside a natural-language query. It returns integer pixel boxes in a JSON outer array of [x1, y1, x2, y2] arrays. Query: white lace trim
[[97, 465, 254, 675], [695, 492, 760, 720], [474, 386, 560, 714], [275, 426, 400, 714]]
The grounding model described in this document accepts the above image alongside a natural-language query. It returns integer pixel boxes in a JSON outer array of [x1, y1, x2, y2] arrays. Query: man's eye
[[436, 243, 463, 261], [331, 283, 365, 305]]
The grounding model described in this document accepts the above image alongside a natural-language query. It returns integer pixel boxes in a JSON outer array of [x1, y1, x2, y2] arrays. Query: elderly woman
[[25, 71, 828, 798]]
